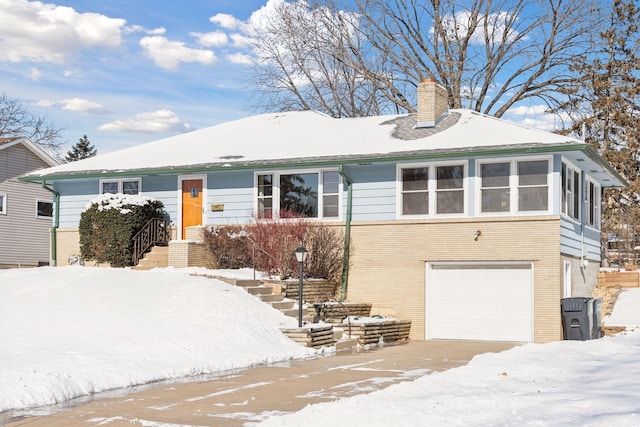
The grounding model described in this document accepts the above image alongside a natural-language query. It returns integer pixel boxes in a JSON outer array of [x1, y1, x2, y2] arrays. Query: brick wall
[[417, 79, 449, 127], [346, 216, 563, 343]]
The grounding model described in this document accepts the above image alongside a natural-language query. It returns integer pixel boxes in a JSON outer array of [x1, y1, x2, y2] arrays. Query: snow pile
[[604, 288, 640, 329], [260, 330, 640, 427], [0, 267, 315, 412], [83, 193, 156, 213]]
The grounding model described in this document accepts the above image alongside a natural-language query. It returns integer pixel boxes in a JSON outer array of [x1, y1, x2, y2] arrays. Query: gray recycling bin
[[560, 297, 603, 340]]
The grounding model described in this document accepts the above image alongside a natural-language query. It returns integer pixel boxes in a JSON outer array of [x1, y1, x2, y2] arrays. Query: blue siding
[[560, 217, 601, 261], [206, 170, 254, 224], [143, 175, 178, 222], [55, 180, 98, 228], [345, 163, 396, 221]]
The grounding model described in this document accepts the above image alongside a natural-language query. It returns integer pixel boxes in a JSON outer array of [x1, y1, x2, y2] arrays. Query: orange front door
[[181, 179, 203, 238]]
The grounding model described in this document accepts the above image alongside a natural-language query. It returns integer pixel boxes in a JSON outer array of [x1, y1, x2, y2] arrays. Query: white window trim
[[99, 177, 142, 195], [585, 177, 601, 230], [0, 193, 6, 215], [476, 156, 552, 216], [253, 168, 342, 220], [396, 161, 468, 219], [36, 198, 53, 219], [561, 160, 581, 221]]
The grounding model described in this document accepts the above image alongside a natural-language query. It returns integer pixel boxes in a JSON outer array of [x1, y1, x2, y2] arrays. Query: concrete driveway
[[3, 340, 517, 427]]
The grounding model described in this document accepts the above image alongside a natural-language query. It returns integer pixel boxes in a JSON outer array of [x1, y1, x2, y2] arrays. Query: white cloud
[[124, 25, 165, 35], [60, 98, 109, 114], [28, 67, 42, 81], [230, 34, 254, 48], [191, 31, 228, 47], [505, 104, 570, 131], [140, 36, 217, 70], [226, 53, 254, 65], [209, 13, 243, 30], [0, 0, 126, 63], [34, 99, 57, 108], [98, 109, 191, 134]]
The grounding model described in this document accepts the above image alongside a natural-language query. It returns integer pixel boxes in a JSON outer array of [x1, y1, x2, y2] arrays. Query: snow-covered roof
[[21, 109, 624, 186]]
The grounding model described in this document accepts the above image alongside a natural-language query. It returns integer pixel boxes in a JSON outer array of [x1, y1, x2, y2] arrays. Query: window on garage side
[[480, 162, 510, 213], [518, 160, 549, 211], [0, 193, 6, 214], [586, 179, 600, 228], [561, 163, 580, 220], [480, 159, 550, 214], [100, 178, 141, 195], [36, 200, 53, 218], [436, 165, 464, 214], [401, 167, 429, 215]]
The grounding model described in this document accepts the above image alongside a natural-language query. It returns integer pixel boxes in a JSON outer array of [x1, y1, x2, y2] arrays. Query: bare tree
[[0, 93, 64, 154], [249, 0, 387, 117], [249, 0, 605, 118], [553, 0, 640, 267]]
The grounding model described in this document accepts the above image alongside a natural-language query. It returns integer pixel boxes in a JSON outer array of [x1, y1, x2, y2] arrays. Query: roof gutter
[[19, 142, 619, 183], [40, 181, 60, 266], [338, 165, 353, 301]]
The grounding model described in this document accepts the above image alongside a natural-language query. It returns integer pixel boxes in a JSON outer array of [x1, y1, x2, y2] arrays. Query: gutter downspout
[[41, 181, 60, 266], [338, 165, 353, 301]]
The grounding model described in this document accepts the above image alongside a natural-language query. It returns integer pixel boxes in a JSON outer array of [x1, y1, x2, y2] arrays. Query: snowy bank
[[0, 267, 316, 412]]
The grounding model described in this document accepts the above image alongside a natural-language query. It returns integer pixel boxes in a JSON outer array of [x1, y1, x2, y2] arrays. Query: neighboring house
[[21, 81, 626, 343], [1, 137, 60, 268]]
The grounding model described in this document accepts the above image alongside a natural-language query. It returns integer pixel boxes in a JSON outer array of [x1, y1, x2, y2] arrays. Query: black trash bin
[[560, 297, 603, 340]]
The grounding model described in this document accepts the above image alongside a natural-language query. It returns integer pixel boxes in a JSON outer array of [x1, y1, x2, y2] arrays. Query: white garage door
[[427, 263, 533, 342]]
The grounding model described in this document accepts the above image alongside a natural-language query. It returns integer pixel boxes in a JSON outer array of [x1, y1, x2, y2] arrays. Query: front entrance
[[181, 178, 203, 239]]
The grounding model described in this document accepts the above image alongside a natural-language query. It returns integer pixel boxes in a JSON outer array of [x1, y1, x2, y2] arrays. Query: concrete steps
[[133, 246, 169, 270]]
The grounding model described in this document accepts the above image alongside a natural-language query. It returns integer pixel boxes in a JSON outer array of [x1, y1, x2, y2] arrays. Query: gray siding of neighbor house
[[0, 144, 54, 267]]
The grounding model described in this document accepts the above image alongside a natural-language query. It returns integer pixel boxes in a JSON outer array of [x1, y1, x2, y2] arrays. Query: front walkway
[[4, 340, 517, 427]]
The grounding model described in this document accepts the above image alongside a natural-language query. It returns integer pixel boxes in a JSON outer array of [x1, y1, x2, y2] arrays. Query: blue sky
[[0, 0, 555, 156], [0, 0, 274, 154]]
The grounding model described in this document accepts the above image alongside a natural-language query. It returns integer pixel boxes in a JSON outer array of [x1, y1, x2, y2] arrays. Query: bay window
[[255, 170, 340, 219]]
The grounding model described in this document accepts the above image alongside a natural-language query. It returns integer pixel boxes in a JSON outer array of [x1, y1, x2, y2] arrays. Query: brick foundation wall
[[346, 216, 563, 343]]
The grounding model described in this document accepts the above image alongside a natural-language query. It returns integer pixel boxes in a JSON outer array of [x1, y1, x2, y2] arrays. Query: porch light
[[294, 246, 309, 327]]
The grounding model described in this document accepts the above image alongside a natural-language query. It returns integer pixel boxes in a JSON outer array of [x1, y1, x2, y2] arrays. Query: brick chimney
[[416, 79, 449, 128]]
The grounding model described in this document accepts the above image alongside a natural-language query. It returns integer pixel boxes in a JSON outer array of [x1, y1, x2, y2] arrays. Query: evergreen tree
[[65, 135, 97, 162], [556, 0, 640, 267]]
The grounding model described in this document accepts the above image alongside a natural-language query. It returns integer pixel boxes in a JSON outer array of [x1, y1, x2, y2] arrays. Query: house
[[20, 81, 626, 343], [1, 137, 60, 268]]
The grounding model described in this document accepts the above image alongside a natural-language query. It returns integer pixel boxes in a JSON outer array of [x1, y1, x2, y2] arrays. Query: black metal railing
[[132, 218, 171, 265]]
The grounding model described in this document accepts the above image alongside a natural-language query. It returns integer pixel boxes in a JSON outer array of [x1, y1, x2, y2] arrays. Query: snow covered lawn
[[259, 290, 640, 426], [2, 267, 640, 426], [0, 267, 316, 412]]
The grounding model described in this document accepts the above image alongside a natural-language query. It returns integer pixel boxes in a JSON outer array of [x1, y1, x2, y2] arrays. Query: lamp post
[[294, 246, 308, 327]]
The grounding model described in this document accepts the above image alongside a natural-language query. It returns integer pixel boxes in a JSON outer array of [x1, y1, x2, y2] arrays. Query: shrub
[[245, 210, 345, 281], [79, 194, 165, 267], [203, 225, 252, 269], [304, 224, 344, 283], [247, 210, 309, 278]]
